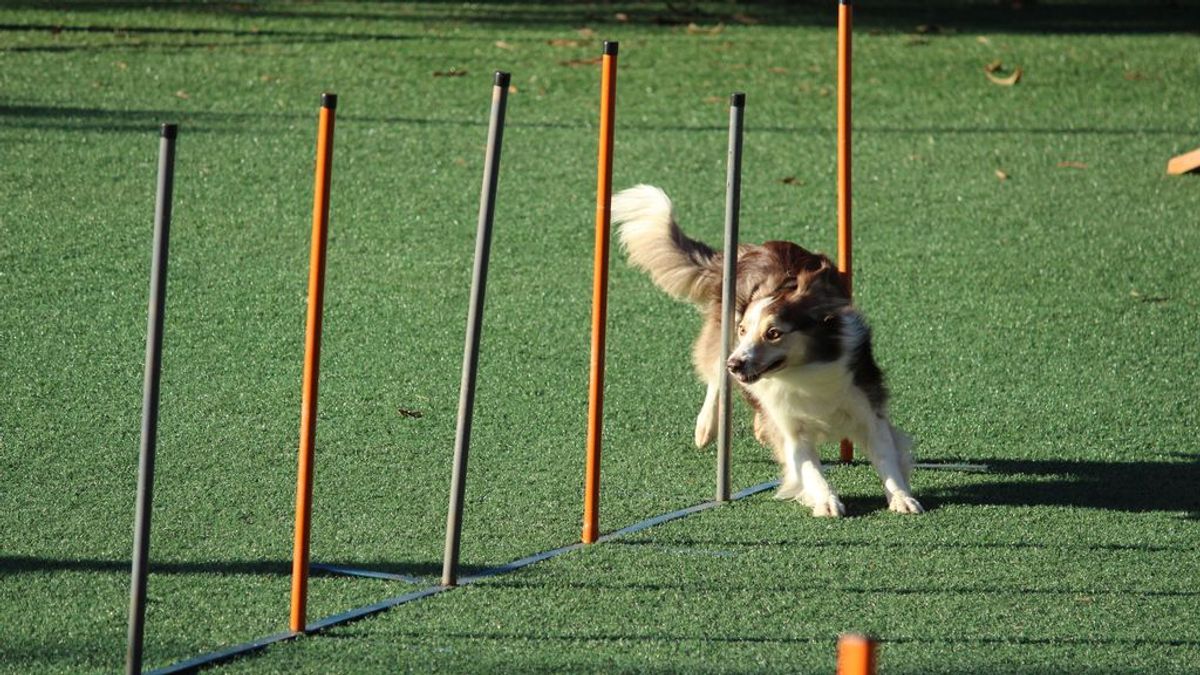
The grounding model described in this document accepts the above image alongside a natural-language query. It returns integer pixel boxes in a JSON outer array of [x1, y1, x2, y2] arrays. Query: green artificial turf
[[2, 1, 1198, 672]]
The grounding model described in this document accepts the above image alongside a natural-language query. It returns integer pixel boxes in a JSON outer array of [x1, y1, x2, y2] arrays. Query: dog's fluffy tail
[[612, 185, 721, 304]]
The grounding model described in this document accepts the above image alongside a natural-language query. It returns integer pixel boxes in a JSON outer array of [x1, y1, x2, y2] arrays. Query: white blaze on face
[[728, 297, 792, 383], [731, 297, 771, 357]]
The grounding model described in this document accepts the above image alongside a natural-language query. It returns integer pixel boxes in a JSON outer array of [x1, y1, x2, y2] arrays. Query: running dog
[[612, 185, 923, 517]]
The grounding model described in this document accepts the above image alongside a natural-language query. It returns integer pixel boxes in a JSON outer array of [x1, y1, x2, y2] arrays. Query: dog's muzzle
[[727, 355, 758, 383], [727, 354, 783, 384]]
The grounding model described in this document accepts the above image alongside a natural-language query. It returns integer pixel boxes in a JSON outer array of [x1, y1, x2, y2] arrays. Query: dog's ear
[[795, 257, 849, 299]]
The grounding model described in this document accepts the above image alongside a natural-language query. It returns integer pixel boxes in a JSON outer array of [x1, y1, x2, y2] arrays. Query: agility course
[[122, 10, 879, 669], [121, 43, 789, 672], [5, 1, 1200, 673]]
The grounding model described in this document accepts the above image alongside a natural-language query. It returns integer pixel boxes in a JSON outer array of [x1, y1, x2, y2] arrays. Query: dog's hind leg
[[864, 417, 924, 514], [694, 378, 719, 448]]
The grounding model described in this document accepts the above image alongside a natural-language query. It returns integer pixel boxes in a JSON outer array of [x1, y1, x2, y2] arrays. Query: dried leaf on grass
[[577, 27, 597, 39], [686, 22, 724, 36], [703, 95, 724, 104], [174, 89, 190, 99], [494, 40, 514, 50], [995, 169, 1009, 181], [548, 38, 583, 47], [984, 60, 1023, 85], [732, 13, 760, 25], [614, 12, 630, 23], [433, 69, 468, 77], [1130, 289, 1169, 304], [397, 408, 424, 419], [768, 66, 788, 74], [781, 176, 803, 186], [1057, 161, 1088, 169]]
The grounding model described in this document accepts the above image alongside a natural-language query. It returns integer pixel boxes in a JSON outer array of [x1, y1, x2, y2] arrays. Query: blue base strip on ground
[[457, 542, 585, 585], [147, 630, 298, 675], [305, 586, 448, 633], [146, 478, 781, 673], [311, 563, 423, 584]]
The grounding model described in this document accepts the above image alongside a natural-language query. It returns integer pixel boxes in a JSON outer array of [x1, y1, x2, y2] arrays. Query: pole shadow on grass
[[5, 103, 1196, 138], [340, 116, 1200, 138], [0, 104, 296, 134], [379, 627, 1200, 650], [2, 1, 1197, 35], [0, 21, 457, 54], [478, 573, 1200, 598], [0, 556, 480, 580]]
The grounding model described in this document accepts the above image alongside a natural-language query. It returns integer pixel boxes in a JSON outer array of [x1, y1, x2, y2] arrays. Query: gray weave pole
[[442, 71, 511, 587], [126, 123, 177, 675], [717, 93, 745, 502]]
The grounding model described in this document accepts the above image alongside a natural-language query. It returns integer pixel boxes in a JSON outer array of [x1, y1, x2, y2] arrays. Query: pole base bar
[[912, 462, 990, 473], [310, 563, 424, 584], [147, 630, 298, 675]]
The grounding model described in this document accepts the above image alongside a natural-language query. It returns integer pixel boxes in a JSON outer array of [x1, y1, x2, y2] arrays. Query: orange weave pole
[[290, 93, 336, 633], [583, 41, 618, 545], [837, 634, 878, 675], [837, 0, 854, 464], [1167, 147, 1200, 175]]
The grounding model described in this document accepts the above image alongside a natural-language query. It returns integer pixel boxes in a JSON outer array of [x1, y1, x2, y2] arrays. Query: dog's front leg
[[776, 434, 844, 517], [694, 379, 719, 447], [865, 417, 924, 514]]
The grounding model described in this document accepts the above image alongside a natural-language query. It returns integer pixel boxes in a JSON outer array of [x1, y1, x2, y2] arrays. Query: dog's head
[[727, 260, 849, 384]]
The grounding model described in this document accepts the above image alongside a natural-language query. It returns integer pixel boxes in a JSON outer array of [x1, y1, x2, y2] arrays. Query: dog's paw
[[811, 494, 846, 518], [693, 415, 715, 448], [774, 480, 804, 501], [888, 493, 925, 514]]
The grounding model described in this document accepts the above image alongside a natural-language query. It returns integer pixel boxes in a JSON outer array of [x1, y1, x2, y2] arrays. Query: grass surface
[[2, 1, 1199, 672]]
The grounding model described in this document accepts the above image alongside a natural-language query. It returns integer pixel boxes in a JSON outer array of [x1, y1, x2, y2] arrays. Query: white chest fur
[[747, 360, 871, 444]]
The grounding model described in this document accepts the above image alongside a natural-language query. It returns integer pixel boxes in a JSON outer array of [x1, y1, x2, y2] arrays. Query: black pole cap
[[494, 71, 511, 88], [160, 123, 178, 139], [603, 40, 618, 56], [730, 92, 746, 107], [321, 92, 338, 110]]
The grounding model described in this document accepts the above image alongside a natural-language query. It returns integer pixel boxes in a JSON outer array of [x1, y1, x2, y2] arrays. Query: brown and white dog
[[613, 185, 923, 517]]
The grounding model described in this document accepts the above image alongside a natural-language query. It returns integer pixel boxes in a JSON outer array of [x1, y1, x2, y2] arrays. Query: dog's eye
[[738, 325, 746, 336], [764, 327, 782, 341]]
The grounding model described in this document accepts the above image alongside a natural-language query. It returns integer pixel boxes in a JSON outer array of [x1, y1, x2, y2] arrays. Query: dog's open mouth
[[734, 357, 786, 384]]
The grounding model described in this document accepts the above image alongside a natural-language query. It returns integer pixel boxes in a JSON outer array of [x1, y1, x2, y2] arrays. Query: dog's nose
[[726, 355, 747, 375]]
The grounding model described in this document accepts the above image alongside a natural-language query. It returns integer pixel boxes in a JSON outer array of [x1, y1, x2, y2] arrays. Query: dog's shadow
[[915, 456, 1200, 520]]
